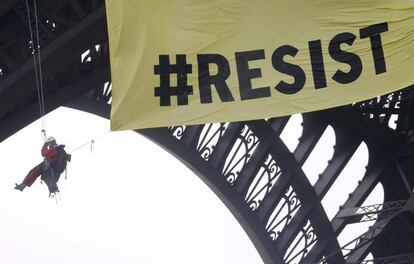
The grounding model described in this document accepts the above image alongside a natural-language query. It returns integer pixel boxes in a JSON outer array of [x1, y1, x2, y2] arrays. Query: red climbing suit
[[22, 143, 59, 187]]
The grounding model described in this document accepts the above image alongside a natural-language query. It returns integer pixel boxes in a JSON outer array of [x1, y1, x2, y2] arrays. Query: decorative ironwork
[[284, 220, 318, 263], [92, 81, 112, 104], [196, 123, 229, 161], [222, 125, 260, 184], [350, 90, 403, 128], [168, 126, 187, 140], [346, 253, 414, 264], [352, 92, 401, 113], [82, 47, 95, 64], [336, 200, 407, 223], [245, 154, 283, 210], [266, 186, 301, 240]]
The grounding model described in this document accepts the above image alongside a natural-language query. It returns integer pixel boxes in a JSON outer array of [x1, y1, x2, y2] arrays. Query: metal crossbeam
[[346, 253, 414, 264], [325, 197, 414, 263], [336, 200, 407, 223], [340, 220, 388, 259]]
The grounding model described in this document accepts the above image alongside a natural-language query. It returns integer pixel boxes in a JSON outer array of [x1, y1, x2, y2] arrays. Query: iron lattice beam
[[336, 200, 407, 223], [0, 4, 108, 142], [13, 0, 54, 45], [347, 253, 414, 264]]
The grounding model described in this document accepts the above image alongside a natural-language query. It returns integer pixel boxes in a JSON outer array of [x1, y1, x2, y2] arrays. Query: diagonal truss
[[336, 200, 408, 223]]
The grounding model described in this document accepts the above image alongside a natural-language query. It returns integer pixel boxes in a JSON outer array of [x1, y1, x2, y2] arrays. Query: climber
[[15, 136, 71, 195]]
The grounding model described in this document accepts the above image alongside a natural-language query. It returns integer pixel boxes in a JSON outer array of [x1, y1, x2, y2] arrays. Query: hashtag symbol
[[154, 55, 193, 106]]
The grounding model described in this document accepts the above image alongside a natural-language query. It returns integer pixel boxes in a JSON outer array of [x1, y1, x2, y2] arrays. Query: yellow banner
[[106, 0, 414, 130]]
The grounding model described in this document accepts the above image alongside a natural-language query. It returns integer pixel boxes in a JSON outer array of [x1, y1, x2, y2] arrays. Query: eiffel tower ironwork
[[0, 1, 413, 263]]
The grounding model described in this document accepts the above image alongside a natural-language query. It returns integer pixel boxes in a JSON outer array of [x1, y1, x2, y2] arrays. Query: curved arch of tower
[[0, 1, 413, 263]]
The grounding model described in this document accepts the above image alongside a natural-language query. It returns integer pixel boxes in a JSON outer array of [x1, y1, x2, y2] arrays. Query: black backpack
[[54, 144, 71, 175]]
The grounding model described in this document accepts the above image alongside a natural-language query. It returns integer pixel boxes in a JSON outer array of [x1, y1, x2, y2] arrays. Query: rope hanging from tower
[[25, 0, 47, 140]]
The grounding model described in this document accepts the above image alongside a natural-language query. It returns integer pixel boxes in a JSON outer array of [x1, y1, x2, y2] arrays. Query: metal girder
[[343, 206, 413, 262], [248, 120, 345, 264], [336, 200, 407, 223], [324, 108, 404, 149], [13, 0, 54, 44], [138, 125, 288, 264], [67, 97, 287, 264], [331, 153, 395, 234], [0, 67, 109, 143], [293, 113, 328, 166], [347, 253, 414, 264], [0, 4, 108, 142]]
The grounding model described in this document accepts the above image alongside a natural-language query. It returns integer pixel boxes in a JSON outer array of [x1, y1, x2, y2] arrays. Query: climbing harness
[[67, 131, 109, 154]]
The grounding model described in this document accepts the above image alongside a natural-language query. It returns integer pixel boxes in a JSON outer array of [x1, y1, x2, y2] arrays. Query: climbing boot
[[14, 183, 26, 192]]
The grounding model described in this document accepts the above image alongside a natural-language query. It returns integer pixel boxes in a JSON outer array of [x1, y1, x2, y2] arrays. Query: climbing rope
[[62, 131, 109, 182], [25, 0, 47, 139], [68, 131, 110, 154]]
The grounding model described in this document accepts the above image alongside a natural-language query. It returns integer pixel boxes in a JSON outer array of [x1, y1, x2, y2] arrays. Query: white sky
[[0, 107, 384, 264], [0, 107, 263, 264]]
